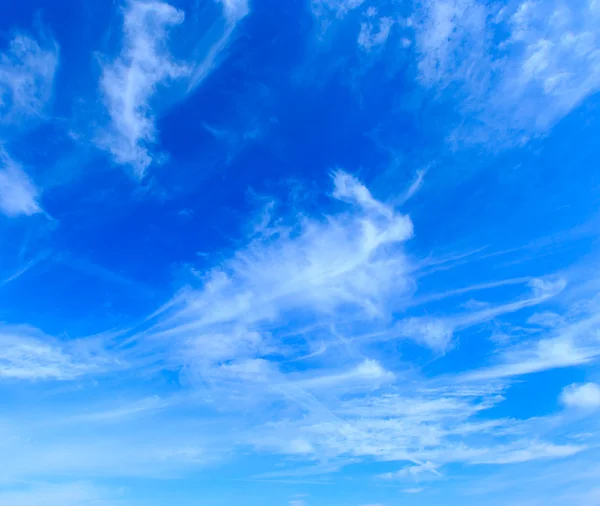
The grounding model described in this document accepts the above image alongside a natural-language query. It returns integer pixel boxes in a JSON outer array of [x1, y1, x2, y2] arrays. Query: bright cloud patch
[[96, 0, 249, 178], [413, 0, 600, 143], [0, 33, 58, 123], [0, 150, 41, 217], [97, 0, 188, 178], [2, 1, 600, 505], [0, 324, 114, 380], [561, 383, 600, 410]]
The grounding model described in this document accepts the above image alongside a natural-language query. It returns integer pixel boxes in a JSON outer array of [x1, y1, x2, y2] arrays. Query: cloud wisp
[[96, 0, 249, 178], [0, 148, 41, 217], [413, 0, 600, 143], [0, 170, 597, 486], [97, 0, 189, 178], [0, 32, 59, 125]]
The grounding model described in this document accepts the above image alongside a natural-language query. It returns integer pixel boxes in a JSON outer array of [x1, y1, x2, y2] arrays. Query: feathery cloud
[[0, 324, 115, 381], [463, 311, 600, 381], [414, 0, 600, 143], [0, 149, 41, 217], [97, 0, 250, 177], [358, 9, 394, 51], [0, 32, 58, 124], [97, 0, 188, 178]]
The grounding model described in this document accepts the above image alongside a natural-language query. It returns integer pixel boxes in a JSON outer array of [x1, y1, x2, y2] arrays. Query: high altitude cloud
[[97, 0, 249, 178], [135, 170, 414, 387], [97, 0, 189, 178], [0, 32, 58, 124], [464, 310, 600, 381], [106, 172, 581, 477], [413, 0, 600, 143], [0, 32, 57, 216], [0, 149, 41, 217], [358, 8, 394, 51], [0, 323, 116, 380], [0, 170, 594, 486], [312, 0, 365, 19]]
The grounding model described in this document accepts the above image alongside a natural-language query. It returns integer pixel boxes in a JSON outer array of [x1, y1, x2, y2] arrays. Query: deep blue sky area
[[1, 0, 600, 505]]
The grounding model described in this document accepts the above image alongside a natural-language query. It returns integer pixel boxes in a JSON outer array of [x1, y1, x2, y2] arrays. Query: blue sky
[[1, 0, 600, 504]]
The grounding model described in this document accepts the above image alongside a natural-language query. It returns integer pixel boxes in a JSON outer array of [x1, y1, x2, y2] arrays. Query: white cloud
[[394, 277, 565, 354], [295, 359, 395, 392], [97, 0, 250, 177], [397, 317, 454, 353], [381, 460, 442, 480], [186, 0, 250, 90], [415, 0, 487, 88], [0, 32, 58, 123], [218, 0, 250, 22], [561, 383, 600, 410], [0, 324, 115, 381], [97, 0, 188, 178], [137, 170, 415, 388], [472, 441, 585, 465], [0, 170, 595, 485], [413, 0, 600, 143], [111, 171, 594, 479], [463, 311, 600, 381], [358, 12, 394, 51], [0, 149, 41, 217], [312, 0, 365, 19]]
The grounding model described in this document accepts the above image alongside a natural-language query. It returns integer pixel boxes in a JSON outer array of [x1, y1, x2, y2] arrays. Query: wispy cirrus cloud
[[0, 149, 41, 217], [0, 171, 596, 487], [97, 0, 249, 178], [463, 310, 600, 381], [312, 0, 365, 19], [413, 0, 600, 144], [0, 324, 118, 381], [0, 32, 58, 125], [134, 170, 414, 385], [97, 0, 189, 178], [98, 172, 585, 479], [358, 8, 394, 51], [0, 31, 58, 217]]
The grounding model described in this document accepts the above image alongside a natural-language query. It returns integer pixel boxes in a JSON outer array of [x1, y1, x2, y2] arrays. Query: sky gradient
[[1, 0, 600, 505]]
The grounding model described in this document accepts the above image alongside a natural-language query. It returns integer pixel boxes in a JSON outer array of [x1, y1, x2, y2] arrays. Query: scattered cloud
[[358, 9, 394, 51], [135, 170, 415, 386], [561, 383, 600, 410], [0, 324, 116, 381], [0, 149, 41, 217], [0, 32, 59, 124], [312, 0, 365, 20], [472, 441, 585, 465], [218, 0, 250, 22], [97, 0, 189, 178], [186, 0, 250, 90], [463, 311, 600, 381], [96, 0, 250, 177], [381, 460, 442, 480], [413, 0, 600, 143], [1, 0, 599, 502]]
